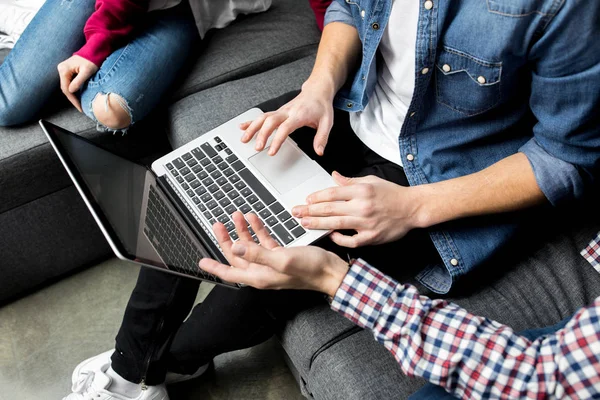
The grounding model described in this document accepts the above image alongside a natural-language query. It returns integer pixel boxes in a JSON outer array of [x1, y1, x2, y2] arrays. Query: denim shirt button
[[424, 0, 433, 10], [346, 102, 353, 108], [421, 67, 430, 75], [361, 10, 366, 18], [406, 154, 415, 161], [477, 76, 487, 84], [450, 258, 459, 266], [442, 64, 452, 73], [409, 112, 416, 117], [372, 22, 380, 30]]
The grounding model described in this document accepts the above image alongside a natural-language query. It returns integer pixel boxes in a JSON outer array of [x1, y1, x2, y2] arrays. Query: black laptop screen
[[44, 123, 219, 282]]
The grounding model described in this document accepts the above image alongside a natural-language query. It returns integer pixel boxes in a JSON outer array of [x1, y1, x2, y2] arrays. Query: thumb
[[68, 68, 91, 93], [332, 171, 355, 186]]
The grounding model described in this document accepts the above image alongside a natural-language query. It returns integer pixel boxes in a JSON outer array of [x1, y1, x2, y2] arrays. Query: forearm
[[302, 21, 361, 100], [332, 260, 600, 399], [413, 152, 547, 228]]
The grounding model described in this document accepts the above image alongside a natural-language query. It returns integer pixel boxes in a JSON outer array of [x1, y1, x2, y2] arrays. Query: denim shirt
[[325, 0, 600, 293]]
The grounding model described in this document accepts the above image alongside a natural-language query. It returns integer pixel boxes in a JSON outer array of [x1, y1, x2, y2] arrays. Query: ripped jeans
[[0, 0, 199, 133]]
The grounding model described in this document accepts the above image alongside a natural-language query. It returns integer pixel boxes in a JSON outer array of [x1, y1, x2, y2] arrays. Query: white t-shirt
[[349, 0, 419, 167], [149, 0, 272, 39]]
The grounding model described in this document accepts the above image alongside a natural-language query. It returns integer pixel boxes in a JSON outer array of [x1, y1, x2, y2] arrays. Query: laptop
[[40, 108, 336, 289]]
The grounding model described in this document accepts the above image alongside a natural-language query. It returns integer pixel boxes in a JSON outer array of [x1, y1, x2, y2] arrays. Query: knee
[[91, 93, 132, 130], [0, 103, 30, 127]]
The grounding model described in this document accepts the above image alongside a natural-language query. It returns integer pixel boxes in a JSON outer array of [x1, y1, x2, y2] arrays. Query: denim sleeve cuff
[[324, 0, 355, 27], [330, 259, 399, 331], [519, 138, 584, 206]]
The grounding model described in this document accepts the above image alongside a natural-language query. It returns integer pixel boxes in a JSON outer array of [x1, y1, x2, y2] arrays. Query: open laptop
[[40, 108, 336, 289]]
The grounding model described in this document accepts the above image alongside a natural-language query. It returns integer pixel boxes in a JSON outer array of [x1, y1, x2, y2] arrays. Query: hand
[[199, 211, 349, 297], [57, 55, 99, 112], [292, 172, 425, 248], [238, 80, 335, 156]]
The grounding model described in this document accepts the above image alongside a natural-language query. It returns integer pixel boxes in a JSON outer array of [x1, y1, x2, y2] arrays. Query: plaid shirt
[[331, 232, 600, 399]]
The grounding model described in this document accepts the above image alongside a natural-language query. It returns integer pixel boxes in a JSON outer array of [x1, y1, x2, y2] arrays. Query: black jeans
[[111, 91, 441, 385]]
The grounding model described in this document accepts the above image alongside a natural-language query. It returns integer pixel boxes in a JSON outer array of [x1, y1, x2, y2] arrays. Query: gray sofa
[[2, 1, 599, 399]]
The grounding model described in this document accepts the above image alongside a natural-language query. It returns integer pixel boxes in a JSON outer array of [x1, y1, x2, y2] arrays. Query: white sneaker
[[71, 349, 209, 387], [63, 363, 169, 400]]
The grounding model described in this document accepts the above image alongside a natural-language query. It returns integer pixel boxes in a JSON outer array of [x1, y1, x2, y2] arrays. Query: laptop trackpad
[[248, 142, 316, 195]]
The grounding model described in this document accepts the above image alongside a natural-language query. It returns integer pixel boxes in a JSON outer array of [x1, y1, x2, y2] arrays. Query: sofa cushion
[[170, 0, 321, 102], [167, 54, 315, 148]]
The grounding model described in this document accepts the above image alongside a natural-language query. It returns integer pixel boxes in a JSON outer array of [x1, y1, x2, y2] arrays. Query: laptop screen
[[44, 123, 221, 282]]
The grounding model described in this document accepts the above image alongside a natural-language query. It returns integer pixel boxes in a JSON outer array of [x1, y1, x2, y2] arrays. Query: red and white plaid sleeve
[[581, 231, 600, 273], [331, 257, 600, 399]]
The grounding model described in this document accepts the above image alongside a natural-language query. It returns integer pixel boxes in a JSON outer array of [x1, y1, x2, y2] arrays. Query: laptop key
[[176, 176, 184, 183], [192, 197, 201, 205], [277, 211, 292, 222], [180, 167, 191, 176], [219, 197, 231, 207], [172, 170, 179, 176], [192, 147, 206, 160], [198, 171, 208, 180], [233, 197, 245, 206], [240, 204, 252, 214], [214, 191, 225, 201], [228, 190, 240, 200], [259, 209, 272, 219], [210, 170, 222, 179], [216, 177, 228, 186], [225, 148, 233, 155], [253, 202, 265, 212], [192, 165, 203, 174], [272, 224, 294, 245], [224, 222, 235, 232], [206, 164, 216, 173], [186, 158, 198, 167], [182, 153, 192, 161], [217, 214, 229, 224], [215, 144, 223, 152], [207, 200, 218, 209], [190, 180, 201, 189], [230, 231, 239, 241], [195, 186, 207, 196], [181, 182, 189, 190], [231, 161, 245, 171], [234, 181, 246, 190], [239, 168, 276, 206], [201, 143, 218, 158], [213, 207, 224, 217], [217, 162, 228, 171], [209, 218, 216, 225], [166, 163, 174, 170], [201, 193, 212, 202], [208, 184, 219, 193], [223, 168, 234, 177], [222, 183, 234, 193], [226, 154, 239, 164], [202, 177, 213, 186], [185, 174, 196, 183], [225, 204, 237, 215], [269, 202, 284, 215], [247, 194, 258, 204], [284, 218, 299, 230], [199, 204, 207, 212], [186, 189, 195, 198], [229, 174, 240, 183], [241, 187, 252, 197], [291, 226, 306, 238], [214, 155, 223, 164], [173, 158, 185, 169], [214, 136, 222, 143], [203, 211, 212, 220], [265, 216, 279, 227], [200, 158, 211, 166]]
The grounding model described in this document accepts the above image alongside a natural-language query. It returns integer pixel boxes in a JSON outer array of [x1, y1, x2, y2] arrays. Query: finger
[[329, 231, 371, 248], [246, 213, 279, 249], [292, 202, 353, 218], [68, 68, 91, 94], [333, 171, 378, 186], [239, 120, 252, 130], [241, 113, 269, 143], [59, 68, 83, 113], [300, 216, 362, 231], [255, 114, 286, 151], [267, 119, 300, 156], [232, 211, 252, 241], [306, 185, 356, 204], [199, 258, 252, 283], [313, 114, 333, 156], [213, 222, 234, 252]]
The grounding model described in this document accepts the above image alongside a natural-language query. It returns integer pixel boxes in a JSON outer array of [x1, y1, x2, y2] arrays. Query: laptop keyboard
[[144, 185, 220, 283], [165, 136, 306, 245]]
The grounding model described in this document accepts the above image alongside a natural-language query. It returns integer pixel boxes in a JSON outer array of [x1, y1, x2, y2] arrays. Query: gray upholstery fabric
[[280, 215, 600, 399], [167, 54, 315, 148], [0, 186, 111, 304], [170, 0, 320, 102]]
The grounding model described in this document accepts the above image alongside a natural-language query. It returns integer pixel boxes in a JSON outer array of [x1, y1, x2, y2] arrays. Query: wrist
[[405, 185, 436, 229], [322, 254, 350, 298], [302, 75, 337, 102]]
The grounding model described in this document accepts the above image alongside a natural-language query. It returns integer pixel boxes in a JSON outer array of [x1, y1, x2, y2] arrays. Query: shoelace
[[65, 371, 97, 400]]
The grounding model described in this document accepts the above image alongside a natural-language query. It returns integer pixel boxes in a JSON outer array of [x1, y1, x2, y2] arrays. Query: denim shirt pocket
[[435, 47, 502, 116]]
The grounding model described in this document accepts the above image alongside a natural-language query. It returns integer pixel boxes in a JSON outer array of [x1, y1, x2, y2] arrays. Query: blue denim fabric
[[408, 316, 572, 400], [325, 0, 600, 293], [0, 0, 198, 133]]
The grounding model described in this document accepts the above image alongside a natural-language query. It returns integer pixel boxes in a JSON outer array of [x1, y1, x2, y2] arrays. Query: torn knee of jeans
[[90, 93, 134, 135]]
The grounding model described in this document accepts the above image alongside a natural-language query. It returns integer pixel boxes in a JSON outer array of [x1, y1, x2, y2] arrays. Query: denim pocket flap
[[436, 47, 502, 86]]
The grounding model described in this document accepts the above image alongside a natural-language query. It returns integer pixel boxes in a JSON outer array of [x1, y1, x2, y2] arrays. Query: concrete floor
[[0, 259, 304, 400]]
